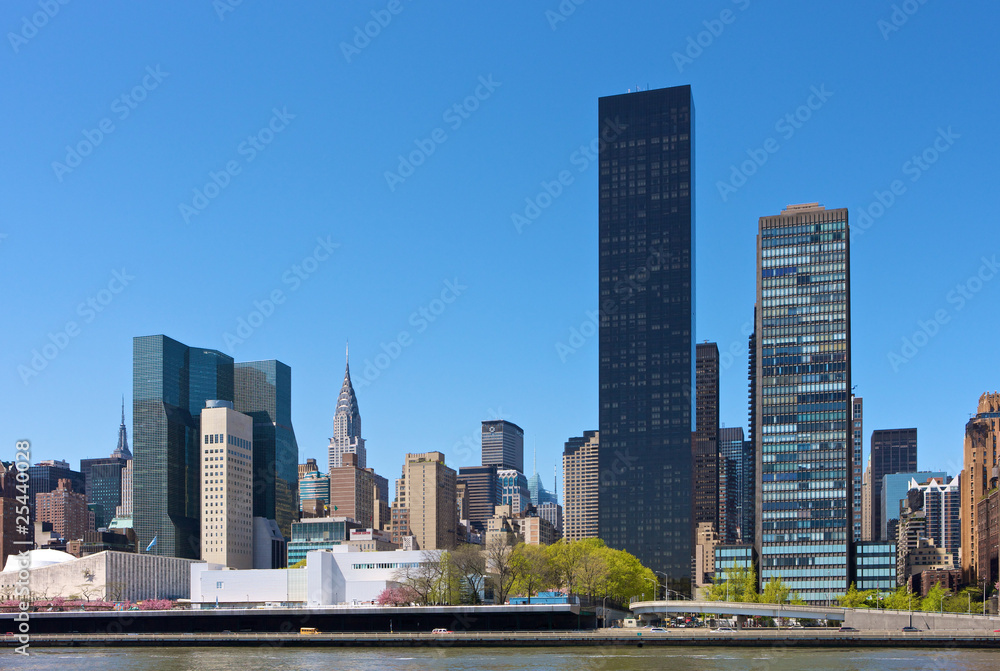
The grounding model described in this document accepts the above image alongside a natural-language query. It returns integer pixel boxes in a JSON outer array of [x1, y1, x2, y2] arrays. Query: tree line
[[381, 537, 657, 606]]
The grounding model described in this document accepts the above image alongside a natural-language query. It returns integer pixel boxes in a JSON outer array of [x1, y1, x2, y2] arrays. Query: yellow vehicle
[[299, 627, 319, 635]]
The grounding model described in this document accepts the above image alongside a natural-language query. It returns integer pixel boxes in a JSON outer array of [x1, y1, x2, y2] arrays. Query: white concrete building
[[190, 546, 434, 607], [200, 400, 254, 569], [0, 550, 195, 601]]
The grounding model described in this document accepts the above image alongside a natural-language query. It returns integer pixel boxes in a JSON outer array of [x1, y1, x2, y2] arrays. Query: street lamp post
[[644, 577, 658, 601]]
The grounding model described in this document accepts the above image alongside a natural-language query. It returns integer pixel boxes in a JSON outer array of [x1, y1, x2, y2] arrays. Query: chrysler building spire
[[112, 395, 132, 459], [328, 343, 366, 469]]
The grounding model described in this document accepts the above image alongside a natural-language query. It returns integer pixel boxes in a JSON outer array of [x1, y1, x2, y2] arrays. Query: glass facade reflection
[[597, 85, 694, 592], [753, 204, 852, 603], [234, 360, 300, 540], [133, 335, 234, 559]]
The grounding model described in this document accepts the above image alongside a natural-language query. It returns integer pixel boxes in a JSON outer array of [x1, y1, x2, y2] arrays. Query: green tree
[[705, 565, 758, 603], [603, 548, 655, 604], [882, 586, 920, 611], [760, 577, 791, 605], [921, 583, 946, 612], [838, 583, 874, 608], [511, 543, 554, 602]]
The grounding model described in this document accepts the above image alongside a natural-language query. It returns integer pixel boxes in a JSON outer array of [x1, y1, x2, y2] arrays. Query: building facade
[[329, 452, 389, 530], [718, 426, 752, 545], [753, 203, 852, 604], [26, 460, 85, 522], [861, 459, 872, 541], [597, 84, 695, 593], [854, 541, 896, 592], [457, 465, 500, 534], [234, 359, 299, 539], [35, 479, 91, 542], [133, 334, 234, 559], [199, 400, 254, 569], [394, 452, 458, 551], [693, 343, 720, 531], [851, 396, 863, 543], [481, 420, 524, 473], [881, 471, 947, 542], [563, 430, 599, 542], [498, 469, 530, 514], [869, 428, 917, 541], [961, 392, 1000, 582]]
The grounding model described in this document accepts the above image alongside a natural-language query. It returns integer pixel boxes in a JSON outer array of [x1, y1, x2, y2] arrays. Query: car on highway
[[901, 626, 919, 632], [648, 627, 668, 633], [711, 627, 736, 633], [838, 626, 858, 632], [431, 628, 453, 634]]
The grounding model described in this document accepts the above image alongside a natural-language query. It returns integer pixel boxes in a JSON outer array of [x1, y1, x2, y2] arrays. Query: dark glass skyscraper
[[753, 203, 852, 603], [718, 426, 752, 544], [869, 428, 917, 541], [133, 335, 234, 559], [693, 342, 720, 529], [234, 360, 300, 539], [597, 85, 694, 592], [457, 465, 500, 534]]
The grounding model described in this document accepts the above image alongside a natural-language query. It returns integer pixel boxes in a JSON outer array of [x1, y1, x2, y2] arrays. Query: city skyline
[[3, 2, 998, 505]]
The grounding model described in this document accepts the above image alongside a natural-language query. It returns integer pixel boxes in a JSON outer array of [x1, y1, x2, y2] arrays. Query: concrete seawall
[[5, 630, 1000, 649]]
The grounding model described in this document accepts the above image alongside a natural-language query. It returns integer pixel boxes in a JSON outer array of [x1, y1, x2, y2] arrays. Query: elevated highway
[[630, 599, 846, 622]]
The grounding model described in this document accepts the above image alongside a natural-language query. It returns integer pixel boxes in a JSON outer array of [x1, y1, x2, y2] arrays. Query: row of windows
[[761, 222, 845, 238]]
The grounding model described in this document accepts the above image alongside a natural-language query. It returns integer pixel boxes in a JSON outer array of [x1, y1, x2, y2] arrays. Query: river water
[[4, 648, 998, 671]]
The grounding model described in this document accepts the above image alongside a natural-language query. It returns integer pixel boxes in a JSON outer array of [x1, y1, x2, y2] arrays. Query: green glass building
[[133, 335, 234, 559], [234, 360, 300, 539]]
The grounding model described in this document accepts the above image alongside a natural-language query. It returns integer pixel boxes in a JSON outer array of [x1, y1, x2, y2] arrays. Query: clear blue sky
[[2, 1, 997, 491]]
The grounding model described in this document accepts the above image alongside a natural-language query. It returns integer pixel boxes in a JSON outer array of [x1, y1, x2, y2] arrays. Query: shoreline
[[7, 630, 1000, 649]]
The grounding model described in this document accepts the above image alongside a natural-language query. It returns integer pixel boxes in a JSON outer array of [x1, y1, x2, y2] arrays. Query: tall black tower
[[597, 85, 695, 593]]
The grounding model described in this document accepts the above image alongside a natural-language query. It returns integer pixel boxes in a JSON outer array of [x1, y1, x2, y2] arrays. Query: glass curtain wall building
[[597, 85, 694, 592], [234, 360, 299, 540], [753, 203, 852, 603], [133, 335, 234, 559]]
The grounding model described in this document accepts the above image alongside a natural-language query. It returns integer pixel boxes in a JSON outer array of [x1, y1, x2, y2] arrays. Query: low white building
[[0, 550, 195, 601], [191, 546, 433, 607]]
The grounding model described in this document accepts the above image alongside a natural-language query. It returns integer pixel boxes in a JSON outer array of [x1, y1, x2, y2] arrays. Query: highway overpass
[[630, 599, 847, 622]]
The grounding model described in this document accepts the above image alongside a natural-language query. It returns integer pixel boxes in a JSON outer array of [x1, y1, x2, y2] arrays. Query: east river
[[5, 648, 1000, 671]]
